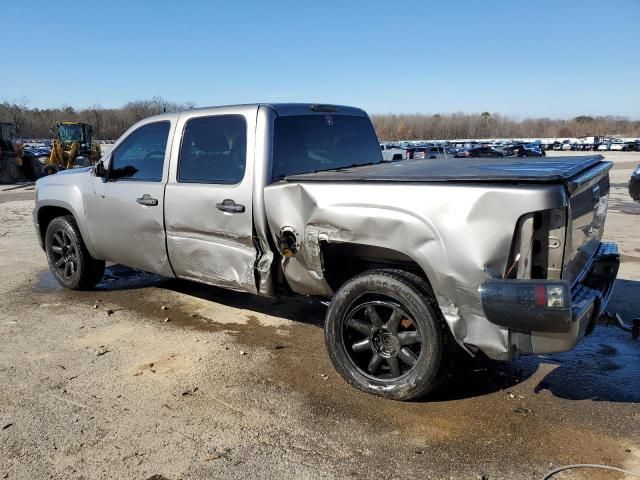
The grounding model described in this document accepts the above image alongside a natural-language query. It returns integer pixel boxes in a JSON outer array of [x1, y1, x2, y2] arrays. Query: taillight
[[480, 279, 572, 332], [534, 284, 546, 306]]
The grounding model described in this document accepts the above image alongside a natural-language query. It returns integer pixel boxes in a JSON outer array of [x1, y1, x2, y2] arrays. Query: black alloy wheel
[[325, 269, 453, 400], [343, 300, 422, 380], [49, 229, 78, 280]]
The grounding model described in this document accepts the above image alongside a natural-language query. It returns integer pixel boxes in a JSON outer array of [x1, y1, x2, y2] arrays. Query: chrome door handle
[[136, 194, 158, 206], [216, 199, 245, 213]]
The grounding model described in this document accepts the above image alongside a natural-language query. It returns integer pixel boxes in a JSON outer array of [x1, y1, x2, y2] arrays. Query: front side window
[[109, 122, 170, 181], [178, 115, 247, 184]]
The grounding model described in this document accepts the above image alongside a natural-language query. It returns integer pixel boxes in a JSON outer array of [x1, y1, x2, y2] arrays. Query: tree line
[[0, 97, 194, 140], [1, 98, 639, 140], [371, 112, 640, 141]]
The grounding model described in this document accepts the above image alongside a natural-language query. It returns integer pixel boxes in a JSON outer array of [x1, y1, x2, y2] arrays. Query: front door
[[89, 120, 174, 277], [164, 110, 258, 292]]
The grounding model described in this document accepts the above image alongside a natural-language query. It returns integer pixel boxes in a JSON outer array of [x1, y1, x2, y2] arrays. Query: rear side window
[[178, 115, 247, 184], [272, 115, 382, 180], [110, 122, 170, 181]]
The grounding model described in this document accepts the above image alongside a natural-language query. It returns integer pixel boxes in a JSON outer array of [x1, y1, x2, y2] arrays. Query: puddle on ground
[[32, 270, 64, 292], [98, 264, 167, 291], [34, 265, 167, 294]]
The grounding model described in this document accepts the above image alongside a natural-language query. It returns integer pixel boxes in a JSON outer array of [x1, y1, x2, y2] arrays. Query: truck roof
[[142, 103, 367, 122]]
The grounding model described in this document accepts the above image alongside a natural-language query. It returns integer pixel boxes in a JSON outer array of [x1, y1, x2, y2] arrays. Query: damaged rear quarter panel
[[264, 181, 566, 358]]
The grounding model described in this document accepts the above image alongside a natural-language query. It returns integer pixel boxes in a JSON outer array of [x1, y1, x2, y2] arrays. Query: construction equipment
[[45, 122, 101, 175], [0, 122, 21, 184]]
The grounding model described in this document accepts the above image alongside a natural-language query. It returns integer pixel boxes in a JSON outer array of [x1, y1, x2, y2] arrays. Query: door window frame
[[176, 114, 248, 186], [107, 120, 171, 183]]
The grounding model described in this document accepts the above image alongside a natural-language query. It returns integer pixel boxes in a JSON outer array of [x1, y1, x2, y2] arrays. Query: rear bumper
[[481, 241, 619, 355]]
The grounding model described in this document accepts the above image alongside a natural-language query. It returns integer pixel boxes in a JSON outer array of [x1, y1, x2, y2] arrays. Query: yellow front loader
[[45, 122, 101, 175]]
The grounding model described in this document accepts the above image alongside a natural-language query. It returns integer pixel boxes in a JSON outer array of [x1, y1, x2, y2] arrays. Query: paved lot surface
[[0, 152, 639, 479]]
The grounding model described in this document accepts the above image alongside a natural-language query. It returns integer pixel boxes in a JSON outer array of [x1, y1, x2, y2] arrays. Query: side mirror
[[94, 160, 106, 178]]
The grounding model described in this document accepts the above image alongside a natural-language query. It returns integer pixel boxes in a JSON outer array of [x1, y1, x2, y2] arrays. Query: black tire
[[45, 215, 105, 290], [0, 156, 17, 184], [324, 269, 453, 401], [23, 156, 46, 181]]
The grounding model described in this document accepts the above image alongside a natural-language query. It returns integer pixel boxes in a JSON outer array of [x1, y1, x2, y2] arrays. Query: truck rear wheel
[[324, 269, 453, 401], [45, 215, 105, 290]]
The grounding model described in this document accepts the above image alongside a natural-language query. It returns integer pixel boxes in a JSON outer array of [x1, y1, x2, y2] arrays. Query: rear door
[[88, 120, 175, 276], [164, 107, 258, 293]]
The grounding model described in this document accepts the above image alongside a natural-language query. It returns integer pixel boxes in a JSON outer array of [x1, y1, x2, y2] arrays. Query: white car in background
[[380, 143, 406, 161], [609, 141, 637, 151]]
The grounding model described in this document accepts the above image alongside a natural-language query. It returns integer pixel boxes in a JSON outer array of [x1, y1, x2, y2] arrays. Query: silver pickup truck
[[33, 103, 619, 400]]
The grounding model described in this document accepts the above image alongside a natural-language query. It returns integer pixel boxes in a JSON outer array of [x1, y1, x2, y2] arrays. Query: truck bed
[[284, 155, 604, 184]]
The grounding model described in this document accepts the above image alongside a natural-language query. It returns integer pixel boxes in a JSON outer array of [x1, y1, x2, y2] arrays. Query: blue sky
[[3, 0, 639, 118]]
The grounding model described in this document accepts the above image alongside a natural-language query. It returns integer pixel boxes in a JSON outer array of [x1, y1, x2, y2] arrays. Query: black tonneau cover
[[284, 155, 604, 184]]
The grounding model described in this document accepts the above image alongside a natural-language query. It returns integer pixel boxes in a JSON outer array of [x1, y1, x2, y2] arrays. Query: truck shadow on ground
[[53, 265, 640, 405], [172, 272, 640, 404]]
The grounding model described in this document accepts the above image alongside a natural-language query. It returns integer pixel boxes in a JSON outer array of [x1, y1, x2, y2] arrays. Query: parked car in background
[[403, 146, 417, 159], [455, 146, 505, 158], [502, 143, 546, 157], [610, 141, 637, 151], [570, 143, 582, 151], [629, 164, 640, 201], [597, 142, 611, 151], [380, 143, 406, 161], [412, 146, 448, 159]]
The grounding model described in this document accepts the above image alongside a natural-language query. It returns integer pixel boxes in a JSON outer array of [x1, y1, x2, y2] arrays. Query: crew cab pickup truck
[[34, 103, 619, 400]]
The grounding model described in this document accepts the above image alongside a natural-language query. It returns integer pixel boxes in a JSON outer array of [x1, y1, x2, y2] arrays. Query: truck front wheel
[[324, 269, 453, 401], [45, 215, 105, 290]]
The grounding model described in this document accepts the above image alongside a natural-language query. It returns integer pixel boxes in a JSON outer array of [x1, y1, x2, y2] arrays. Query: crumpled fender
[[264, 180, 567, 359]]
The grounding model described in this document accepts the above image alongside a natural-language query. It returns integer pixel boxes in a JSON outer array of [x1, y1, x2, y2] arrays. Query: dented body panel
[[264, 181, 568, 359], [164, 105, 260, 292], [34, 103, 617, 362]]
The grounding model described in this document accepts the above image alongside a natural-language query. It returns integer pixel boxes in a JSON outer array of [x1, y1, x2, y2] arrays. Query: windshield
[[272, 115, 382, 180], [58, 124, 83, 143]]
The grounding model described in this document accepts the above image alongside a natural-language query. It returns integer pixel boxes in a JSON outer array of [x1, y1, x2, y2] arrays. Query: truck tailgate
[[563, 161, 612, 285]]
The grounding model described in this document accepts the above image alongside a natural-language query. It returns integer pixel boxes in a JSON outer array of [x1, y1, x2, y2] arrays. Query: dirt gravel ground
[[0, 152, 639, 480]]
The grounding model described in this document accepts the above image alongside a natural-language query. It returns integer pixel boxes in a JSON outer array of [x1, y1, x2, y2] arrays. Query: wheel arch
[[36, 200, 97, 257], [320, 241, 437, 296], [37, 205, 74, 249]]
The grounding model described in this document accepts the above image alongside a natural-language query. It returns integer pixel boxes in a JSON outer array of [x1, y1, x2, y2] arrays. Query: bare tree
[[1, 99, 638, 140]]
